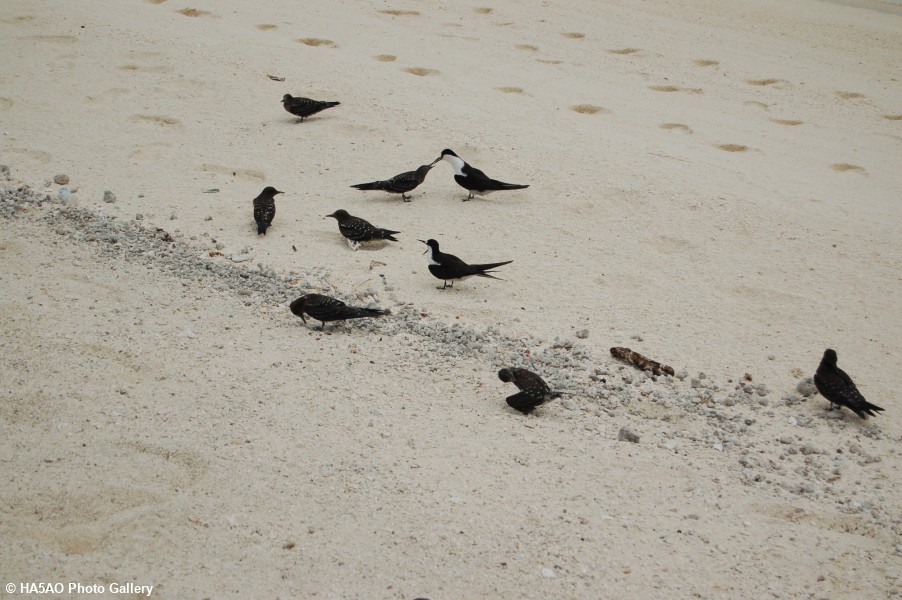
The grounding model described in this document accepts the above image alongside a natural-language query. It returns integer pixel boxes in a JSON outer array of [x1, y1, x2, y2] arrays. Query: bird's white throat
[[441, 154, 466, 177], [424, 245, 440, 265]]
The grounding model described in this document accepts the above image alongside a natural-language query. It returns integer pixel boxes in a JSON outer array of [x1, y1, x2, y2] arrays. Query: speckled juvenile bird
[[350, 164, 435, 202], [326, 209, 400, 250], [252, 186, 283, 235], [281, 94, 340, 122], [290, 294, 390, 330], [497, 367, 562, 414], [814, 348, 884, 419], [419, 238, 512, 289], [432, 149, 529, 201]]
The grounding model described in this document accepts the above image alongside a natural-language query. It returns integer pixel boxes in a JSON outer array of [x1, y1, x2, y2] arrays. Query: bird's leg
[[402, 194, 411, 202], [346, 239, 360, 251], [319, 322, 325, 331], [463, 193, 473, 202]]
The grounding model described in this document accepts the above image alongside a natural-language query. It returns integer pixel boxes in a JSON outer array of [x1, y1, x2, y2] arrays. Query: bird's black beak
[[429, 156, 441, 166], [418, 239, 428, 254], [275, 190, 284, 195]]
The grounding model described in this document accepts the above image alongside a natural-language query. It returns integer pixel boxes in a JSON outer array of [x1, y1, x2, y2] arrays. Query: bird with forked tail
[[351, 164, 434, 202], [498, 367, 562, 414], [290, 294, 390, 330], [432, 149, 528, 201], [282, 94, 340, 122], [814, 348, 884, 419], [419, 239, 511, 289], [252, 186, 283, 235]]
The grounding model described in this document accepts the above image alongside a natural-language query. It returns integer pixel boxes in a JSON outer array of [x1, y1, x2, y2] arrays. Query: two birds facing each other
[[352, 149, 529, 202]]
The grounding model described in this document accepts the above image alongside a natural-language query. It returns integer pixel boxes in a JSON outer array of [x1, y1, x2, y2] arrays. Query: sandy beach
[[1, 0, 901, 597]]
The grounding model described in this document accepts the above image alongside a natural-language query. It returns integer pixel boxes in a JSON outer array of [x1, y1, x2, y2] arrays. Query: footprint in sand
[[607, 48, 640, 55], [496, 87, 523, 94], [24, 35, 78, 44], [404, 67, 439, 76], [835, 91, 867, 101], [118, 64, 173, 74], [831, 163, 865, 173], [693, 59, 719, 67], [562, 32, 585, 39], [649, 85, 703, 94], [473, 7, 493, 14], [199, 164, 265, 181], [84, 87, 129, 104], [771, 119, 803, 126], [377, 9, 420, 16], [176, 8, 214, 17], [297, 38, 337, 47], [571, 104, 609, 115], [744, 100, 770, 111], [146, 0, 167, 3], [0, 97, 13, 110], [746, 78, 786, 86], [660, 123, 693, 133], [537, 59, 562, 65], [129, 142, 172, 161], [884, 114, 902, 121], [374, 54, 397, 62], [716, 144, 749, 152], [129, 114, 181, 127], [256, 24, 277, 31], [516, 44, 539, 52], [4, 147, 52, 163]]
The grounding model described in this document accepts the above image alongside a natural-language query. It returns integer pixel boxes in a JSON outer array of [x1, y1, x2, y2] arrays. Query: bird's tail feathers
[[376, 229, 400, 241], [350, 182, 384, 191], [500, 183, 529, 190]]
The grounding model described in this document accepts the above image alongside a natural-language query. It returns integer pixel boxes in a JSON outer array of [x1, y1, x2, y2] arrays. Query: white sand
[[1, 0, 901, 597]]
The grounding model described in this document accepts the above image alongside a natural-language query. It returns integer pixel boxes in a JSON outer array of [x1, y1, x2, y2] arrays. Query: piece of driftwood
[[610, 347, 675, 376]]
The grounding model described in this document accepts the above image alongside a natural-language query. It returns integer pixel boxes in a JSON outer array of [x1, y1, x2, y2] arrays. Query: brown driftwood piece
[[610, 347, 675, 376]]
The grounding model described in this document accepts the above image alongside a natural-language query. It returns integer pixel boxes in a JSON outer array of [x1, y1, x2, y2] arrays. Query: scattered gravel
[[2, 179, 897, 540]]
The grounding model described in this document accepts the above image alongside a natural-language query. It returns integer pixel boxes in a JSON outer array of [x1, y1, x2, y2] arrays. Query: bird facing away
[[814, 348, 884, 419], [281, 94, 340, 122], [326, 209, 400, 250], [252, 186, 283, 235], [498, 367, 562, 414], [350, 164, 435, 202], [418, 238, 512, 289], [290, 294, 390, 330], [432, 149, 529, 201]]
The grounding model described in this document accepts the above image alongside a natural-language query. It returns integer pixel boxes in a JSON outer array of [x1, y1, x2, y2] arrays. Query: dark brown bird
[[290, 294, 390, 330], [350, 164, 434, 202], [253, 186, 283, 235], [814, 348, 883, 419], [498, 367, 562, 414], [282, 94, 340, 122], [326, 209, 400, 250]]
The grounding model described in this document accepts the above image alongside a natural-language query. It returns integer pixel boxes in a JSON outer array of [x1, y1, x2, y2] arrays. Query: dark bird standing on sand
[[281, 94, 340, 122], [253, 186, 283, 235], [814, 348, 884, 419], [290, 294, 390, 330], [432, 149, 529, 201], [498, 367, 562, 414], [419, 238, 512, 289], [350, 164, 435, 202], [326, 209, 400, 250]]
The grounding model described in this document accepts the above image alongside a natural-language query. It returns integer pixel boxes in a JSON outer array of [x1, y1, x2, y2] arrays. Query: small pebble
[[135, 213, 144, 221], [575, 328, 589, 339], [617, 427, 640, 443], [53, 174, 69, 185], [103, 190, 116, 203]]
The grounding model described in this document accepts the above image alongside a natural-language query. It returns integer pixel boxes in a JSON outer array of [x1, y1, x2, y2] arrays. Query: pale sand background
[[1, 0, 901, 597]]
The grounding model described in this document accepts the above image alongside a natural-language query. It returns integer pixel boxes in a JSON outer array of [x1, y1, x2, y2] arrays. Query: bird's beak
[[275, 190, 284, 195], [429, 156, 441, 166], [418, 239, 428, 254]]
